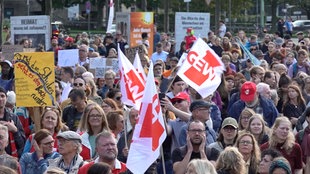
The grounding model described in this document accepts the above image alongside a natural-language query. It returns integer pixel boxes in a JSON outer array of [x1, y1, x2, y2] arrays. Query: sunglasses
[[172, 100, 184, 105], [116, 96, 121, 101], [73, 83, 83, 87]]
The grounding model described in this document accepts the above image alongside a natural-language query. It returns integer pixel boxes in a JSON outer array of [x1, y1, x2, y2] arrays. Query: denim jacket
[[19, 151, 60, 174]]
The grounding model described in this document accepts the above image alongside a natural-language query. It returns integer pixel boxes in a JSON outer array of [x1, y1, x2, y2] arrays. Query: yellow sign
[[14, 52, 55, 107]]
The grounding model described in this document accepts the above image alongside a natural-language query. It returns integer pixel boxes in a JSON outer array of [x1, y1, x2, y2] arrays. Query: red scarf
[[9, 132, 18, 158]]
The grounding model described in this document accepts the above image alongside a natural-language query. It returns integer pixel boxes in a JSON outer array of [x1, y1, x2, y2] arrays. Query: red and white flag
[[133, 51, 146, 82], [118, 45, 145, 109], [177, 38, 225, 98], [126, 62, 167, 174]]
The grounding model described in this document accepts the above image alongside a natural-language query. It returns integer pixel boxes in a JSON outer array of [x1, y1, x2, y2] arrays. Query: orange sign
[[130, 12, 154, 57]]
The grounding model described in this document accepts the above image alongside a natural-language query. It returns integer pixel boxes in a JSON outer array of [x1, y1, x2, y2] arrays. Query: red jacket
[[78, 158, 127, 174]]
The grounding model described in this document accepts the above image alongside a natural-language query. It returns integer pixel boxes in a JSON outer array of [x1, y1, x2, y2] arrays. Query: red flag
[[126, 62, 167, 173], [118, 45, 145, 109], [177, 38, 225, 98]]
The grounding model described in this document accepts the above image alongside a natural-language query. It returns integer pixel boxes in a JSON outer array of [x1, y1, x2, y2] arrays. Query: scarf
[[9, 132, 17, 158]]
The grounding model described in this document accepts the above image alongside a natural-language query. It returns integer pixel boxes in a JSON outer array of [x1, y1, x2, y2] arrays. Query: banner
[[130, 12, 154, 57], [14, 52, 55, 107], [1, 45, 23, 61], [177, 38, 224, 98]]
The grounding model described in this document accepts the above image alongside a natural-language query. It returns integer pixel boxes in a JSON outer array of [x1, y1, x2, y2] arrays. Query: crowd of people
[[0, 19, 310, 174]]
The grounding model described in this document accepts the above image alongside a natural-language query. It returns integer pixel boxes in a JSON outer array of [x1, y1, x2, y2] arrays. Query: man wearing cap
[[208, 117, 238, 152], [48, 131, 85, 174], [163, 92, 191, 151], [172, 120, 219, 174], [78, 131, 126, 174], [0, 86, 25, 158], [0, 60, 14, 91], [296, 31, 304, 43], [228, 81, 278, 127], [178, 100, 217, 147], [64, 37, 76, 49]]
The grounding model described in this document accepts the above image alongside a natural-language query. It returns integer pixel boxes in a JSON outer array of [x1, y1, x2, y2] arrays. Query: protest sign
[[89, 57, 119, 78], [1, 45, 23, 61], [175, 12, 210, 54], [11, 15, 51, 50], [130, 12, 154, 57], [14, 52, 55, 107], [58, 49, 79, 67]]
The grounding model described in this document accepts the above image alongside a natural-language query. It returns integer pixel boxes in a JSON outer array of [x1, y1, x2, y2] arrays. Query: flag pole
[[160, 146, 166, 174]]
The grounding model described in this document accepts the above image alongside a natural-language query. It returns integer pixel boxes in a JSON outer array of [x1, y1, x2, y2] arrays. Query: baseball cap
[[65, 37, 74, 42], [190, 100, 211, 112], [0, 60, 13, 68], [221, 117, 238, 129], [274, 38, 284, 46], [6, 91, 16, 105], [296, 31, 304, 35], [57, 131, 82, 143], [240, 81, 257, 102], [171, 92, 190, 103]]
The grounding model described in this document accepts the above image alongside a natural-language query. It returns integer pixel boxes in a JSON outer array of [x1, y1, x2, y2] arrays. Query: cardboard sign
[[89, 57, 119, 78], [1, 45, 23, 61], [14, 52, 55, 107]]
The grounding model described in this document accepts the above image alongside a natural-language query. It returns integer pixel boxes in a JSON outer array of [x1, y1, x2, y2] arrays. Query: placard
[[89, 57, 119, 78], [1, 45, 24, 61], [58, 49, 79, 67], [14, 52, 55, 107]]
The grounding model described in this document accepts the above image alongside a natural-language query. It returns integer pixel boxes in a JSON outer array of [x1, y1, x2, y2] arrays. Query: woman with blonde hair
[[23, 105, 68, 154], [84, 77, 103, 105], [261, 116, 303, 174], [245, 114, 269, 145], [238, 108, 255, 131], [78, 103, 110, 160], [186, 159, 217, 174], [216, 146, 246, 174], [235, 131, 261, 174]]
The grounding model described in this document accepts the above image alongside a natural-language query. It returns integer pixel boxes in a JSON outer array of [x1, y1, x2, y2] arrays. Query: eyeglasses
[[188, 129, 205, 134], [172, 100, 184, 105], [239, 140, 253, 146], [89, 114, 102, 118], [73, 83, 84, 87], [115, 96, 121, 101], [44, 106, 61, 114], [241, 116, 251, 120], [42, 140, 55, 146]]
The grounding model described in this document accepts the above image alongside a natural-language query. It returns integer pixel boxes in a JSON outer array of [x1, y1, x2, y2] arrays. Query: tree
[[297, 0, 310, 19]]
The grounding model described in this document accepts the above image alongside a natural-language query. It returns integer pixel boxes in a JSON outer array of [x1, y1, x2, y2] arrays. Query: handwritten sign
[[89, 57, 119, 78], [125, 45, 147, 63], [58, 49, 79, 67], [1, 45, 24, 61], [14, 52, 55, 107]]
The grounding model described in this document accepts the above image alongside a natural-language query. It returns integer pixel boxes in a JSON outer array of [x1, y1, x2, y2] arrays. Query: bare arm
[[161, 97, 191, 121], [173, 134, 193, 174]]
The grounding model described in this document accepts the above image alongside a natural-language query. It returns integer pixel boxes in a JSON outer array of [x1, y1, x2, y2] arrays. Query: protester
[[0, 87, 25, 158], [78, 103, 110, 160], [20, 129, 60, 174], [48, 131, 85, 174], [258, 148, 282, 174], [245, 114, 270, 145], [261, 117, 303, 174], [23, 105, 67, 154], [106, 110, 124, 141], [0, 60, 14, 91], [208, 117, 238, 152], [172, 120, 219, 174], [215, 146, 246, 174], [186, 159, 217, 174], [269, 157, 292, 174], [78, 131, 126, 174]]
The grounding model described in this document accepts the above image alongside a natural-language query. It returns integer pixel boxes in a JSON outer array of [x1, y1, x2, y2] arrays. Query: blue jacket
[[210, 104, 222, 133], [19, 151, 60, 174], [228, 96, 279, 127]]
